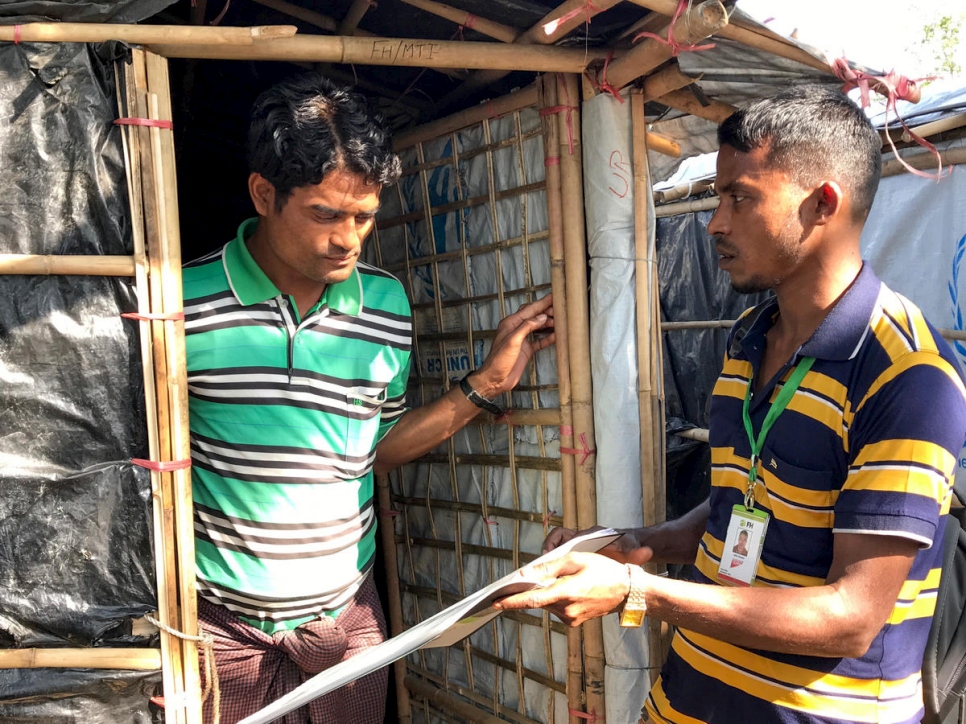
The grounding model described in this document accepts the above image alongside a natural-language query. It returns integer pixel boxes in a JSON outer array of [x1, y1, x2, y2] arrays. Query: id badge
[[718, 505, 769, 586]]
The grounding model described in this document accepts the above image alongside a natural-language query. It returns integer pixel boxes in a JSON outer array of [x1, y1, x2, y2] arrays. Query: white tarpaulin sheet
[[582, 89, 652, 724], [861, 141, 966, 479]]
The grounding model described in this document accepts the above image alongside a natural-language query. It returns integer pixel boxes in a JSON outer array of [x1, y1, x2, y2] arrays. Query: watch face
[[619, 607, 646, 628]]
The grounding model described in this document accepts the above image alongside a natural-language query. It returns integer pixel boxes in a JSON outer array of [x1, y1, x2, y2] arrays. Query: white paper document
[[238, 527, 623, 724]]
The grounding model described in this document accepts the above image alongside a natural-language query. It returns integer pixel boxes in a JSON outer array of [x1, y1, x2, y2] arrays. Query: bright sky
[[736, 0, 966, 83]]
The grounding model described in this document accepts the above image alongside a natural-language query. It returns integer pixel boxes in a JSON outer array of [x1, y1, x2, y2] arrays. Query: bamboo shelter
[[0, 0, 925, 721]]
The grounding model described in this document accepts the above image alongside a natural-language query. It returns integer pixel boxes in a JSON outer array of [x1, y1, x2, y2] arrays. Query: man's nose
[[330, 218, 363, 251], [707, 203, 728, 237]]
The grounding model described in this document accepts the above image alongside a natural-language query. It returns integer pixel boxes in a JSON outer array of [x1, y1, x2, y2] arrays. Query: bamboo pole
[[654, 179, 714, 203], [143, 50, 202, 724], [603, 0, 728, 90], [641, 64, 696, 103], [148, 35, 605, 72], [676, 428, 710, 443], [377, 474, 412, 724], [539, 74, 584, 724], [0, 648, 163, 670], [652, 88, 736, 124], [631, 89, 669, 684], [394, 82, 678, 157], [250, 0, 344, 33], [0, 254, 135, 276], [435, 0, 621, 111], [0, 22, 296, 44], [882, 146, 966, 176], [554, 72, 606, 722], [404, 676, 512, 723], [655, 195, 720, 216], [646, 132, 681, 158], [397, 0, 519, 43], [623, 0, 833, 73], [338, 0, 374, 35], [126, 50, 188, 724]]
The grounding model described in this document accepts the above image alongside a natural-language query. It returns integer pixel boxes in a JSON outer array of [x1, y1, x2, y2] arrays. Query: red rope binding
[[633, 0, 716, 57], [114, 118, 174, 130], [828, 57, 946, 182], [121, 311, 185, 321], [13, 25, 22, 44], [539, 104, 578, 155], [592, 51, 624, 103], [560, 432, 596, 466], [132, 458, 192, 472], [378, 509, 400, 518], [568, 708, 604, 722]]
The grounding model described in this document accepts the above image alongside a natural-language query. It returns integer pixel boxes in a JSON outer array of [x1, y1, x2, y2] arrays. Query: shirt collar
[[223, 218, 364, 316], [738, 263, 881, 362]]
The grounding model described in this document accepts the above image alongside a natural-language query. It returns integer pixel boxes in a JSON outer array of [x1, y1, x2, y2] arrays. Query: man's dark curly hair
[[247, 73, 402, 210], [718, 84, 882, 223]]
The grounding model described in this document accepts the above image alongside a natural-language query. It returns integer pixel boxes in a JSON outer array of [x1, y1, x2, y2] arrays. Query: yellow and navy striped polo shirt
[[646, 264, 966, 723], [183, 219, 412, 634]]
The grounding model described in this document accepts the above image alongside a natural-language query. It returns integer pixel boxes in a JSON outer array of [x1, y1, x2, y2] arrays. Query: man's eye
[[732, 195, 747, 204]]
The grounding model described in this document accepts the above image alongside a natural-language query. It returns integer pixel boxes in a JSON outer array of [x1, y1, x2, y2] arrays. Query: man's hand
[[544, 526, 655, 566], [469, 295, 555, 398], [493, 552, 633, 627]]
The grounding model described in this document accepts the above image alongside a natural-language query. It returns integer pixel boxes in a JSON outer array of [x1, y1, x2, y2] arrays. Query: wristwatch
[[619, 563, 648, 628], [459, 372, 505, 416]]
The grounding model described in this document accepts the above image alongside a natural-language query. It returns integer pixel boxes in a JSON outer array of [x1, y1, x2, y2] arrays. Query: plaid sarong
[[198, 575, 388, 724]]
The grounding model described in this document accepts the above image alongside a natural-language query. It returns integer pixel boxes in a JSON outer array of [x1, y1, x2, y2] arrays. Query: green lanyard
[[741, 355, 816, 509]]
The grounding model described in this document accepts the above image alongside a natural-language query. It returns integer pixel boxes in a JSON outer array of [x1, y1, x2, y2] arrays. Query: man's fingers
[[542, 526, 576, 553], [494, 586, 564, 611]]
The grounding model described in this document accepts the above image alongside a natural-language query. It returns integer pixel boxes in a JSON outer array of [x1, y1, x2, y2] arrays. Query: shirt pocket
[[343, 386, 388, 465]]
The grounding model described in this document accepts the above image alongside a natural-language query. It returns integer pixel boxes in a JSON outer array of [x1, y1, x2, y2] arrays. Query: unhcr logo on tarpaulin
[[950, 232, 966, 365]]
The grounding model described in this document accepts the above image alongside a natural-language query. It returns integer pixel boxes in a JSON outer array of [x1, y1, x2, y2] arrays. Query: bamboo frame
[[631, 89, 670, 681], [148, 33, 605, 72], [0, 648, 162, 670], [540, 73, 585, 724], [373, 85, 568, 724], [118, 54, 186, 722], [397, 0, 519, 43], [625, 0, 834, 73], [603, 0, 728, 90], [641, 64, 696, 103], [652, 88, 736, 124], [0, 22, 295, 44], [0, 254, 135, 276], [554, 72, 607, 721], [339, 0, 375, 35]]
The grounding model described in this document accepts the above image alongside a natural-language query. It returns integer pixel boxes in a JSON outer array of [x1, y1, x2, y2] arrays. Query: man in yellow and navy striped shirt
[[496, 85, 966, 723]]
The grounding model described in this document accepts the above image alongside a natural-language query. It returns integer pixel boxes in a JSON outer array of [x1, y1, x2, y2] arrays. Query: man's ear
[[811, 181, 843, 226], [248, 173, 276, 217]]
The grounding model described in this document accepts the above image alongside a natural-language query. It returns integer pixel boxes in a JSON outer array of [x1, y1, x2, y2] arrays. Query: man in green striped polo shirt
[[183, 73, 555, 724]]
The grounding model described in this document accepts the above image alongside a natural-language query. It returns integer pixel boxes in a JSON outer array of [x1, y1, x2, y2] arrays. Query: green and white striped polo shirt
[[183, 218, 412, 633]]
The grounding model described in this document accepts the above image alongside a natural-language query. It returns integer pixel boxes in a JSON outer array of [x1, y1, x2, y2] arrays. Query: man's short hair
[[247, 72, 402, 208], [718, 84, 882, 222]]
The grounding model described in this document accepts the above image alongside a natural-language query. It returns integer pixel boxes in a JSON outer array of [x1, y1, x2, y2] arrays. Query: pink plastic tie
[[829, 57, 946, 182]]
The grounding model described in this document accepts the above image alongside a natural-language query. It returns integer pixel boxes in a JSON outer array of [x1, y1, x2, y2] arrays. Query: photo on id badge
[[718, 506, 768, 586]]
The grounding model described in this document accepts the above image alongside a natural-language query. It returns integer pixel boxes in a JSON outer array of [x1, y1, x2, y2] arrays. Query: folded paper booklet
[[238, 527, 623, 724]]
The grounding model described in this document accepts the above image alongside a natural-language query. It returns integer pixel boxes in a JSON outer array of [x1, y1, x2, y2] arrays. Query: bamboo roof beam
[[397, 0, 519, 43], [149, 34, 605, 73], [624, 0, 833, 73], [339, 0, 374, 35], [602, 0, 728, 90], [436, 0, 622, 110], [653, 87, 736, 124], [0, 22, 295, 44], [0, 648, 163, 670], [641, 63, 696, 102]]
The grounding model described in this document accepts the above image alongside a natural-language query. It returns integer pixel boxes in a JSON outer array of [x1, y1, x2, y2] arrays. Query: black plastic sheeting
[[0, 0, 176, 23], [0, 40, 161, 721], [657, 208, 771, 521]]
